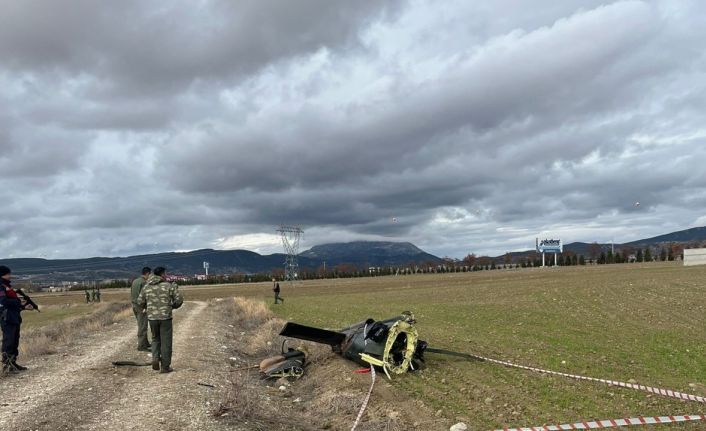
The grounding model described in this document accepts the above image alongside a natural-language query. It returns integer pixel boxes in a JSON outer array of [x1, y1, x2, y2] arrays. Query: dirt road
[[0, 301, 235, 431]]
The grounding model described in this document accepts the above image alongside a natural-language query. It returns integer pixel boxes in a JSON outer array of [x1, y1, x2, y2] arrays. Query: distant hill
[[0, 241, 442, 281], [497, 226, 706, 262], [4, 226, 705, 280], [625, 226, 706, 246], [300, 241, 442, 266]]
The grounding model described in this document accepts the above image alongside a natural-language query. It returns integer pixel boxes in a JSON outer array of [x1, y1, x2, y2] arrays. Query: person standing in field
[[138, 266, 183, 373], [0, 265, 33, 373], [85, 288, 91, 303], [273, 279, 284, 304], [130, 267, 152, 352]]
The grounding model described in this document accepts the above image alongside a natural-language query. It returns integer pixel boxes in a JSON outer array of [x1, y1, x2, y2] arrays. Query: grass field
[[21, 303, 98, 329], [264, 262, 706, 430], [23, 262, 706, 429]]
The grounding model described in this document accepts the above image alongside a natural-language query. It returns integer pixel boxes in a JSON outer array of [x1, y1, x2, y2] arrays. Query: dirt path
[[0, 301, 235, 431]]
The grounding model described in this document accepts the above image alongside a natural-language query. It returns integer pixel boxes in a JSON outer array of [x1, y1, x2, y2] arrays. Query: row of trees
[[72, 242, 689, 288], [458, 242, 685, 269], [184, 243, 687, 284], [584, 242, 684, 263]]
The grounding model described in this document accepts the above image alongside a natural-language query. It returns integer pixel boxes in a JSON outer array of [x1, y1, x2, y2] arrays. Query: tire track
[[78, 300, 233, 431], [0, 314, 136, 430], [0, 301, 233, 431]]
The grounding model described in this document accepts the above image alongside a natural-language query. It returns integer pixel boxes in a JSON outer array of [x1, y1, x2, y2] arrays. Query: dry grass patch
[[211, 297, 438, 431], [19, 302, 130, 360]]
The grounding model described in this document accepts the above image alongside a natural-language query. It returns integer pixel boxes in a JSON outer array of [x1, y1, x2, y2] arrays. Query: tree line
[[48, 242, 692, 289]]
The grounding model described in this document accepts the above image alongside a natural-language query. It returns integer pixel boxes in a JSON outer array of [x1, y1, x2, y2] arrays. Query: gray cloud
[[1, 0, 705, 259], [0, 0, 395, 92]]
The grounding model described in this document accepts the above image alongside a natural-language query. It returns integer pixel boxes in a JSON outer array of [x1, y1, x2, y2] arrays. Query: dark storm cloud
[[1, 0, 705, 258], [0, 0, 396, 94], [165, 1, 662, 193]]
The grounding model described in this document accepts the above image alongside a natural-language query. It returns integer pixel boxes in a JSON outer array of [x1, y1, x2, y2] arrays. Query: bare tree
[[588, 242, 602, 263], [463, 253, 477, 267]]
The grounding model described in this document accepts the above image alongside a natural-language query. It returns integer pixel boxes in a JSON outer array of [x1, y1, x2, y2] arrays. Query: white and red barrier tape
[[498, 414, 706, 430], [475, 355, 706, 404], [464, 352, 706, 431], [351, 364, 376, 431]]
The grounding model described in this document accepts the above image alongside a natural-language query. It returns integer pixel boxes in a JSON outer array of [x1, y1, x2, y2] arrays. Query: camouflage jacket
[[138, 275, 184, 320], [130, 276, 147, 305]]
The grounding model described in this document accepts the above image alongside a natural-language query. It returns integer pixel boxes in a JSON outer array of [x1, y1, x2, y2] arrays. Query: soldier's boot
[[11, 360, 27, 371], [160, 354, 172, 373], [2, 355, 19, 374], [2, 363, 18, 374], [152, 359, 160, 371]]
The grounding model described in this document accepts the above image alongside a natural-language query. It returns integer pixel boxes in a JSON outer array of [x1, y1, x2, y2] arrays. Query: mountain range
[[0, 241, 441, 281], [2, 226, 705, 281], [503, 226, 706, 260]]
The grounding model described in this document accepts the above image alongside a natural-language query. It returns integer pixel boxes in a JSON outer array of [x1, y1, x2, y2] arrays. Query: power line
[[276, 225, 303, 283]]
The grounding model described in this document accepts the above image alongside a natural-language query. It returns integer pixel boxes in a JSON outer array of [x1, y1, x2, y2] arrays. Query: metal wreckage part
[[259, 344, 309, 380], [277, 311, 478, 379]]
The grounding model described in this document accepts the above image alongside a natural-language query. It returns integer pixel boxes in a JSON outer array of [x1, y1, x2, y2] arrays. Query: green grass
[[264, 263, 706, 430], [21, 304, 98, 329]]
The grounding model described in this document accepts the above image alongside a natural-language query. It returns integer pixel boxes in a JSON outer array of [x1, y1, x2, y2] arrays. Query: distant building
[[684, 248, 706, 266]]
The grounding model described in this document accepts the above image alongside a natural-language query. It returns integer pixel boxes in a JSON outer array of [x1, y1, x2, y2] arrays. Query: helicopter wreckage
[[259, 311, 480, 380]]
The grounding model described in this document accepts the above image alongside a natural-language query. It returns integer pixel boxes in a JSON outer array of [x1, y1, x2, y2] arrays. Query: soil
[[0, 301, 236, 431], [215, 298, 446, 431]]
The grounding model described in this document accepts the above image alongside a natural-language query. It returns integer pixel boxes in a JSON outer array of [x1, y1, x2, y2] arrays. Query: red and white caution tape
[[457, 352, 706, 431], [350, 364, 376, 431], [498, 414, 706, 430], [474, 354, 706, 404]]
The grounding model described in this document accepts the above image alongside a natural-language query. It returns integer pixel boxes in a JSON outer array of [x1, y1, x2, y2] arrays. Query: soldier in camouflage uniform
[[138, 266, 183, 373], [130, 267, 151, 351]]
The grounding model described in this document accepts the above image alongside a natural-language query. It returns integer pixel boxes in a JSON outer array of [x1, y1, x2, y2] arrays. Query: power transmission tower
[[277, 225, 303, 283]]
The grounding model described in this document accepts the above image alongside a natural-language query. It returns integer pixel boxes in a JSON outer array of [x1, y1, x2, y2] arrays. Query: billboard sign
[[537, 238, 562, 253]]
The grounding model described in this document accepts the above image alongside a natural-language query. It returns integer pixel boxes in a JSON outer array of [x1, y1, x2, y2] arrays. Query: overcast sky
[[1, 0, 705, 259]]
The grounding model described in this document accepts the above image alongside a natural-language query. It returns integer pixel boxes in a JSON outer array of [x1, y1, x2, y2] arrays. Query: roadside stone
[[450, 422, 468, 431]]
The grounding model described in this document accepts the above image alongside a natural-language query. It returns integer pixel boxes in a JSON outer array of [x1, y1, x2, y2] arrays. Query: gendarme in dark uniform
[[0, 265, 31, 373]]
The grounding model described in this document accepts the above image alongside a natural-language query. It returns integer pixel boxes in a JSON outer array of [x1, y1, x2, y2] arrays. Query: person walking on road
[[273, 280, 284, 304], [131, 267, 152, 352], [138, 267, 183, 373], [0, 265, 33, 373]]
